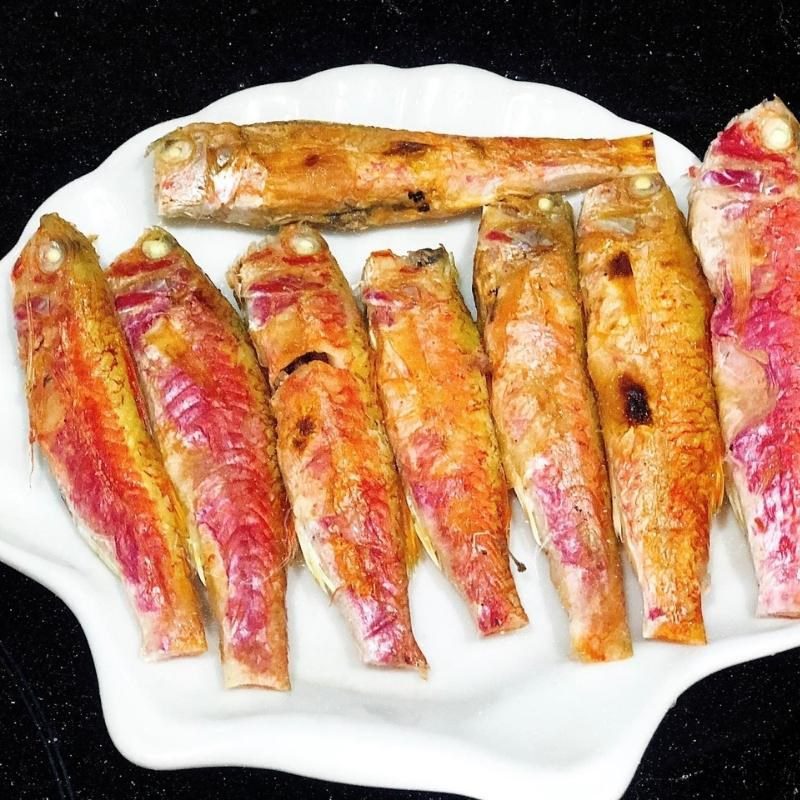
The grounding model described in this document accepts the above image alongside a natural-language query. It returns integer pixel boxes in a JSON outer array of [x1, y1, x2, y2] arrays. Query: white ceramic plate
[[0, 64, 794, 800]]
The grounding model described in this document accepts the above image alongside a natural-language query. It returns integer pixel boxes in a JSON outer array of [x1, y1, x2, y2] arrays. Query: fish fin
[[404, 491, 438, 568], [295, 521, 337, 594]]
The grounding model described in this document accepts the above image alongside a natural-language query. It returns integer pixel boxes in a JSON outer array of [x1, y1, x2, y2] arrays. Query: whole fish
[[11, 214, 206, 659], [362, 247, 527, 637], [228, 224, 427, 672], [474, 196, 631, 661], [107, 229, 293, 689], [152, 121, 656, 230], [578, 175, 725, 644], [689, 98, 800, 616]]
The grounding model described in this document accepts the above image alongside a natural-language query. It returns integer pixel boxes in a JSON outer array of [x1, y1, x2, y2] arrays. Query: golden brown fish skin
[[107, 229, 293, 689], [362, 247, 527, 637], [577, 175, 725, 645], [11, 215, 206, 659], [474, 196, 631, 661], [153, 121, 656, 230], [228, 225, 427, 672]]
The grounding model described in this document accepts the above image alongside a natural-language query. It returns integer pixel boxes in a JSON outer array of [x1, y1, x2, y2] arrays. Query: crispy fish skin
[[152, 121, 657, 230], [11, 215, 206, 659], [228, 225, 426, 672], [107, 229, 292, 689], [362, 247, 527, 636], [578, 175, 725, 645], [689, 99, 800, 616], [474, 197, 631, 661]]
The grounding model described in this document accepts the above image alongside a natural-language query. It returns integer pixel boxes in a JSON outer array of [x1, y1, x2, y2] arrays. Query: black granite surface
[[2, 1, 800, 798]]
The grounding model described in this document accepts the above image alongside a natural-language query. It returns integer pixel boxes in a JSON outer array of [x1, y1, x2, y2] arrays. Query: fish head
[[578, 173, 669, 246], [11, 213, 92, 300], [694, 98, 800, 199], [150, 123, 264, 219]]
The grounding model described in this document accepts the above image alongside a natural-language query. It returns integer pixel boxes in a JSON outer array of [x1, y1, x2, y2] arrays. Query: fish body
[[107, 229, 292, 688], [153, 121, 656, 230], [11, 215, 206, 659], [578, 175, 725, 644], [362, 247, 527, 636], [474, 196, 631, 661], [689, 99, 800, 616], [228, 225, 426, 671]]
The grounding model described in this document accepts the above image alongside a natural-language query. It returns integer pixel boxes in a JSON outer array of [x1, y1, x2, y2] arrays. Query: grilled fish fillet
[[689, 98, 800, 616], [228, 225, 426, 672], [152, 121, 656, 230], [107, 229, 293, 688], [474, 196, 631, 661], [362, 246, 527, 636], [11, 214, 206, 659], [578, 175, 725, 644]]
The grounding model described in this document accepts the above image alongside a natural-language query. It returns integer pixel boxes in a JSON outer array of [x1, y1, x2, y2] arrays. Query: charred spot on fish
[[385, 140, 430, 156], [619, 375, 652, 425], [281, 351, 331, 378], [304, 153, 321, 167], [409, 248, 442, 267], [608, 252, 633, 278], [292, 415, 316, 451], [417, 203, 431, 213], [408, 190, 426, 204]]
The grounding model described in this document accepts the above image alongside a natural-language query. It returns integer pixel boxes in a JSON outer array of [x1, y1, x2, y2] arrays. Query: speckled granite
[[2, 1, 800, 798]]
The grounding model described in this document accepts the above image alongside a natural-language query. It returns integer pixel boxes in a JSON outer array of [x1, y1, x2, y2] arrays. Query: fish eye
[[290, 233, 320, 255], [161, 138, 194, 163], [630, 174, 661, 196], [760, 116, 794, 151], [141, 235, 173, 259], [39, 240, 64, 273]]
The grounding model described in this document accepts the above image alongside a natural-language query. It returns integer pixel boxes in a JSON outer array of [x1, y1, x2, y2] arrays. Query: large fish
[[107, 229, 293, 688], [228, 224, 427, 672], [362, 247, 527, 636], [152, 121, 656, 230], [11, 214, 206, 658], [689, 99, 800, 616], [474, 196, 631, 661], [578, 175, 725, 644]]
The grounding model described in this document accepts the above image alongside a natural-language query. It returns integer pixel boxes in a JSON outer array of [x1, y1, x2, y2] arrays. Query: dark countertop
[[2, 1, 800, 798]]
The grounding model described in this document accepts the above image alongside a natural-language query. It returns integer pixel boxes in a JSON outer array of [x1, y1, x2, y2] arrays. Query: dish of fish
[[3, 65, 800, 800]]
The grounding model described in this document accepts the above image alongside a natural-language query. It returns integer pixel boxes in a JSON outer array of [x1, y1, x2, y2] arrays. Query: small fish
[[107, 228, 293, 689], [228, 225, 427, 672], [474, 196, 631, 661], [689, 98, 800, 617], [578, 175, 725, 645], [362, 246, 527, 636], [152, 121, 657, 230], [11, 215, 206, 659]]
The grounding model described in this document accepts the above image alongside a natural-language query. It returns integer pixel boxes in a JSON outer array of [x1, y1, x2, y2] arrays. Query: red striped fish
[[12, 215, 206, 659], [228, 224, 427, 672], [107, 228, 293, 688]]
